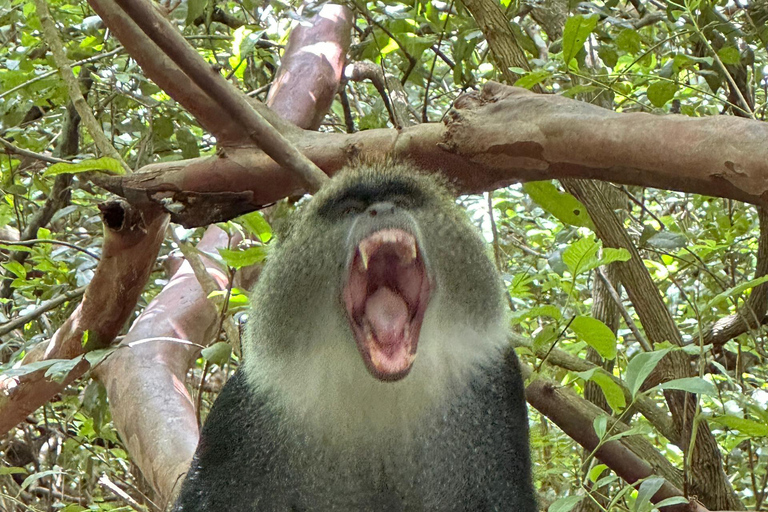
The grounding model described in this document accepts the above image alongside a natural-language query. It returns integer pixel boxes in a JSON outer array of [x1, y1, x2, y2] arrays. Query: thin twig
[[0, 239, 100, 261], [597, 268, 652, 351], [0, 286, 87, 337], [0, 136, 71, 164]]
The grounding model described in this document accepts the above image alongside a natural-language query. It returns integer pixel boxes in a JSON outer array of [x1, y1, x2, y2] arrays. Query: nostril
[[367, 202, 396, 217]]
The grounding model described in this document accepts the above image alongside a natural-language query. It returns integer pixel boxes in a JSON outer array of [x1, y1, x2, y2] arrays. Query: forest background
[[1, 0, 768, 511]]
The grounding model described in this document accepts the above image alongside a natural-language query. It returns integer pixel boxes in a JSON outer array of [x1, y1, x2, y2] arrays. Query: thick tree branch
[[525, 372, 707, 512], [84, 82, 768, 228], [98, 0, 327, 192]]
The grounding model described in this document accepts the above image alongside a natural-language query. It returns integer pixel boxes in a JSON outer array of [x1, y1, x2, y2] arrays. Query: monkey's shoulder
[[173, 370, 288, 511]]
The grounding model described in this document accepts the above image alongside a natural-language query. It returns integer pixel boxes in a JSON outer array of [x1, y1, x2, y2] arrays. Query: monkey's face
[[309, 167, 439, 382], [246, 163, 505, 400]]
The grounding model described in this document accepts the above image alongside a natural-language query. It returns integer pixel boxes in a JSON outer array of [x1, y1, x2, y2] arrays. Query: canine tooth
[[360, 249, 370, 270]]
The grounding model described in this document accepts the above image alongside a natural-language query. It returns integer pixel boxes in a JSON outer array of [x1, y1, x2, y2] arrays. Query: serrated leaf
[[523, 181, 594, 229], [710, 415, 768, 437], [647, 81, 678, 107], [218, 246, 268, 269], [201, 342, 232, 366], [625, 348, 671, 398], [658, 377, 715, 395], [645, 231, 686, 250], [562, 237, 599, 276], [705, 275, 768, 310], [562, 14, 599, 65], [570, 316, 617, 360], [45, 157, 125, 176]]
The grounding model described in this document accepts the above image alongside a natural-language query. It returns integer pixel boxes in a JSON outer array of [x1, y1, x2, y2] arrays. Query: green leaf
[[590, 371, 626, 411], [45, 157, 125, 176], [705, 275, 768, 309], [236, 211, 272, 242], [654, 497, 690, 508], [625, 349, 671, 398], [710, 415, 768, 437], [526, 305, 562, 321], [185, 0, 207, 25], [634, 477, 664, 512], [595, 247, 631, 267], [2, 260, 26, 278], [562, 237, 599, 276], [218, 246, 268, 269], [570, 316, 617, 360], [513, 70, 551, 90], [615, 28, 642, 55], [532, 324, 558, 353], [597, 46, 618, 68], [562, 14, 599, 65], [45, 357, 82, 381], [658, 377, 716, 395], [646, 81, 678, 107], [593, 415, 607, 438], [549, 496, 583, 512], [717, 46, 741, 65], [21, 469, 63, 491], [588, 464, 609, 483], [201, 342, 232, 366], [176, 127, 200, 159], [523, 181, 594, 229], [644, 231, 686, 250], [0, 467, 27, 475]]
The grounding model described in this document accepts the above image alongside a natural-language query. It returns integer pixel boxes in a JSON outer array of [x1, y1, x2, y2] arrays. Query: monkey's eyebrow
[[329, 180, 425, 206]]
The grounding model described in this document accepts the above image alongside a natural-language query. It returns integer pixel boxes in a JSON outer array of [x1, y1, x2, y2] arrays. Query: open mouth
[[343, 228, 432, 381]]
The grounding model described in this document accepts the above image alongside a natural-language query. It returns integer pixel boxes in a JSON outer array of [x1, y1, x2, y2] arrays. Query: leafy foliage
[[1, 0, 768, 510]]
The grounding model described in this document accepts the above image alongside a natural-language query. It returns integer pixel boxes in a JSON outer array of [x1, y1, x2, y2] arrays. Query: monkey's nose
[[366, 202, 397, 217]]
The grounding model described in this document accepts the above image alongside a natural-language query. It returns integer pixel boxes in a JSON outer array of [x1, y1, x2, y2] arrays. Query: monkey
[[172, 162, 536, 511]]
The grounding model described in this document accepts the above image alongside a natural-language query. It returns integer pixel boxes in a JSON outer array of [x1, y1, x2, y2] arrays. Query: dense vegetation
[[1, 0, 767, 510]]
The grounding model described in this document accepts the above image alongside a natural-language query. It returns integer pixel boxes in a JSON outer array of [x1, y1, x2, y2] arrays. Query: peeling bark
[[87, 82, 768, 228]]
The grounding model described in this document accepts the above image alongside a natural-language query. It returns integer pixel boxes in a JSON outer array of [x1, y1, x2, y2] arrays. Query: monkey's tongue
[[365, 287, 409, 348], [363, 287, 414, 376]]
